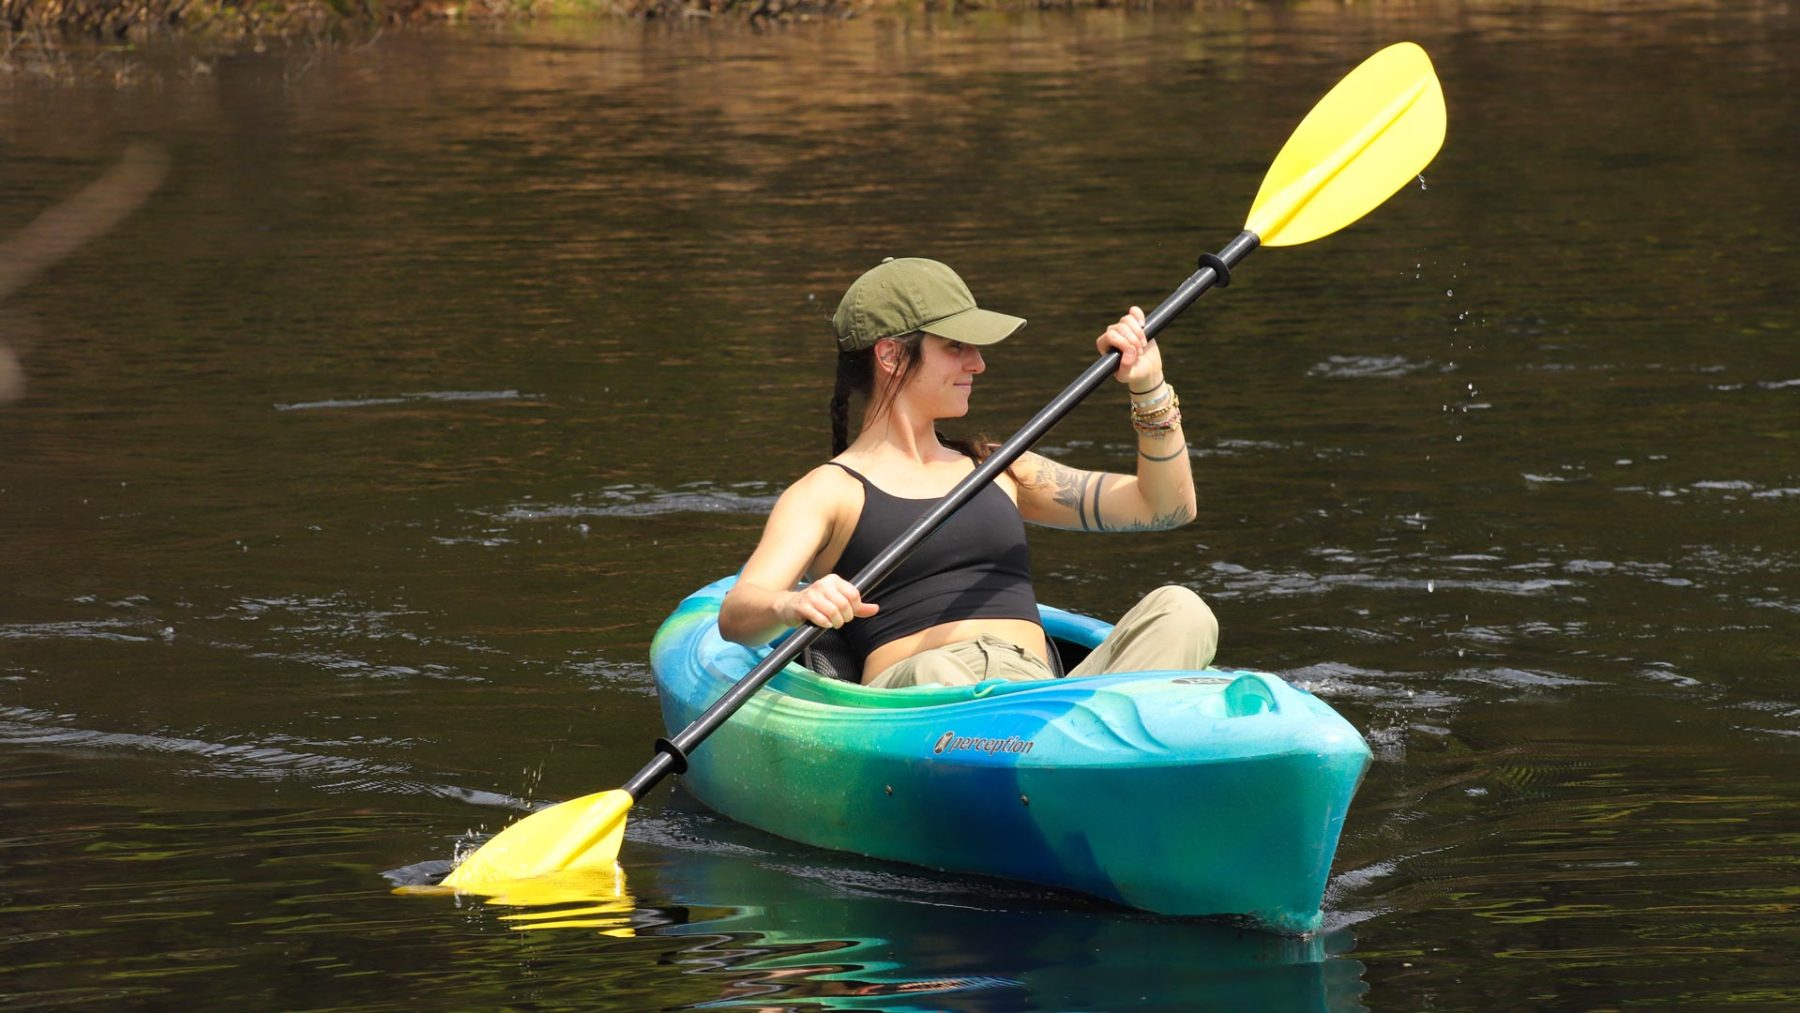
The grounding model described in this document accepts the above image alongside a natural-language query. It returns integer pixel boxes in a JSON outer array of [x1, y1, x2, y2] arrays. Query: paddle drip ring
[[654, 736, 690, 774], [1197, 252, 1232, 287]]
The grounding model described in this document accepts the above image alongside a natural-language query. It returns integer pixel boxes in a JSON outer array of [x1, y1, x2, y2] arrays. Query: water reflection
[[392, 861, 639, 936], [391, 800, 1368, 1008], [628, 817, 1368, 1012]]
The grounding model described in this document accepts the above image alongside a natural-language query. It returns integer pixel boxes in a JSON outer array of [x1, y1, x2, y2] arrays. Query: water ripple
[[1307, 354, 1434, 378], [1206, 561, 1573, 599], [0, 619, 156, 643], [1286, 662, 1462, 711], [491, 482, 780, 521], [1453, 667, 1601, 690], [0, 707, 522, 808], [274, 389, 532, 412]]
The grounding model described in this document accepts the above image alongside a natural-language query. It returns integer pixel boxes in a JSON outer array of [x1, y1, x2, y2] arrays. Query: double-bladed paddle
[[440, 40, 1446, 893]]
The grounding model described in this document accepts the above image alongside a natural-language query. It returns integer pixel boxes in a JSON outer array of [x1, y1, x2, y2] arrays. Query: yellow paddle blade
[[1246, 42, 1447, 248], [439, 788, 633, 892]]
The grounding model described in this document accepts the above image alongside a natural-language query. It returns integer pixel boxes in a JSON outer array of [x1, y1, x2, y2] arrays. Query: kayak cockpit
[[740, 603, 1111, 708]]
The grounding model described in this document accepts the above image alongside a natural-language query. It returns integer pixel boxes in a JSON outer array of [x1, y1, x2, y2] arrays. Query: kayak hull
[[649, 577, 1370, 935]]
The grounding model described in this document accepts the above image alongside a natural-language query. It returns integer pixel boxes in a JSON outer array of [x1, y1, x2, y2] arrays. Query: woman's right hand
[[781, 574, 879, 629]]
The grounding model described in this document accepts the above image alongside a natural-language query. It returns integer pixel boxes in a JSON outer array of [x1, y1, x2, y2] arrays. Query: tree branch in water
[[0, 143, 168, 404]]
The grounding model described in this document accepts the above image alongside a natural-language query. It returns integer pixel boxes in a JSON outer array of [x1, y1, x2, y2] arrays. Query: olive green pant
[[865, 585, 1220, 689]]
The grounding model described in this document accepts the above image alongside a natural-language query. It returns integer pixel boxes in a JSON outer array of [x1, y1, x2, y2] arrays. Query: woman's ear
[[874, 338, 899, 375]]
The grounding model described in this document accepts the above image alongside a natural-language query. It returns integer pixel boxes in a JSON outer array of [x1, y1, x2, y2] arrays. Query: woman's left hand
[[1096, 306, 1163, 389]]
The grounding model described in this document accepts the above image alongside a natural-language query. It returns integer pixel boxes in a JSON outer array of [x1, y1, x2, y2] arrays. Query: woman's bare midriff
[[859, 617, 1049, 685]]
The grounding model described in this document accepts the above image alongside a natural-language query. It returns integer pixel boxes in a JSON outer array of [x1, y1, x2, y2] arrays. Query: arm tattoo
[[1025, 458, 1129, 533], [1107, 505, 1196, 532], [1138, 441, 1189, 463], [1026, 458, 1092, 529]]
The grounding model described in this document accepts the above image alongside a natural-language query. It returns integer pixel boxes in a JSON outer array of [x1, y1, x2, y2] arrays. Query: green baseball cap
[[832, 258, 1026, 352]]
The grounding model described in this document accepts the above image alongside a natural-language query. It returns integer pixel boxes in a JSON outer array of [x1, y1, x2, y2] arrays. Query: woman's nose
[[965, 348, 986, 373]]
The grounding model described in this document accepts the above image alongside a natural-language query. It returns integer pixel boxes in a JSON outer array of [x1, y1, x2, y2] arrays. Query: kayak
[[648, 576, 1371, 935]]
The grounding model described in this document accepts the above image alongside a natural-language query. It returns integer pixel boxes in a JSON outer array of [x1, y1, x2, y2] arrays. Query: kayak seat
[[801, 628, 862, 682], [801, 627, 1069, 681]]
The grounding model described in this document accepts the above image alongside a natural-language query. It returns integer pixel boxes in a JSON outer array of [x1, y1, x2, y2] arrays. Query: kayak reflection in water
[[718, 257, 1218, 688]]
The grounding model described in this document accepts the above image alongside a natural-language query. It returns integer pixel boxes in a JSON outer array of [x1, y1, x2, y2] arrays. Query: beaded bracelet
[[1130, 387, 1182, 437], [1134, 398, 1176, 421], [1134, 406, 1178, 429], [1134, 412, 1183, 438], [1134, 418, 1181, 438]]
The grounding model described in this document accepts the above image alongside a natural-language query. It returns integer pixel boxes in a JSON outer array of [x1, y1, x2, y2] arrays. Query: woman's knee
[[1146, 584, 1215, 625], [1146, 585, 1219, 660]]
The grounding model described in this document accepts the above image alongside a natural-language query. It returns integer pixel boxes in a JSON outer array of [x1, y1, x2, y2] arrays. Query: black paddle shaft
[[622, 230, 1260, 801]]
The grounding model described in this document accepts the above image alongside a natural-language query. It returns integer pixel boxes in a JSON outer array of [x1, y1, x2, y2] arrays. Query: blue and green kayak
[[649, 576, 1370, 935]]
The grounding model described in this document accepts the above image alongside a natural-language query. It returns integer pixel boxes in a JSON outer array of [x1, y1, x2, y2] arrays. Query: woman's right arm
[[718, 469, 877, 646]]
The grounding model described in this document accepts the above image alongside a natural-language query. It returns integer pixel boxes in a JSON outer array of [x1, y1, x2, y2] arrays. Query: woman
[[718, 257, 1218, 688]]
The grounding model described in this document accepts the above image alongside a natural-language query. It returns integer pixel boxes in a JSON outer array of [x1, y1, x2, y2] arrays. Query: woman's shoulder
[[759, 464, 864, 544], [783, 461, 865, 501]]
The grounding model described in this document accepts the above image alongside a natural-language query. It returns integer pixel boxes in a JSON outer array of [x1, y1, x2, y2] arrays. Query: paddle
[[440, 40, 1446, 893]]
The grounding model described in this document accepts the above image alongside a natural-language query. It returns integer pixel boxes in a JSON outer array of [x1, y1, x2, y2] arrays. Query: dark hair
[[829, 332, 996, 467], [830, 332, 924, 456]]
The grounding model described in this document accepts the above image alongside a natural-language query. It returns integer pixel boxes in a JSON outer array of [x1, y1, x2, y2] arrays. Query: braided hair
[[830, 332, 923, 455]]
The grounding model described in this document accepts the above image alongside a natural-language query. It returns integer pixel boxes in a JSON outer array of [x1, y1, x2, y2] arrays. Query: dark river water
[[4, 3, 1797, 1008]]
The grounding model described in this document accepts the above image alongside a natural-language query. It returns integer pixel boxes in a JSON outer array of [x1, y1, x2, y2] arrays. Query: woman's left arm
[[1013, 307, 1196, 532]]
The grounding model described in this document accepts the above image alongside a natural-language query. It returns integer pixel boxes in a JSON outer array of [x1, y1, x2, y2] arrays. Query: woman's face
[[896, 334, 986, 418]]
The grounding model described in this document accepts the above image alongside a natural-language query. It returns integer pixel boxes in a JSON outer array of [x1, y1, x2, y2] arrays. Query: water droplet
[[1417, 174, 1428, 190], [1445, 289, 1454, 298], [1427, 580, 1435, 593]]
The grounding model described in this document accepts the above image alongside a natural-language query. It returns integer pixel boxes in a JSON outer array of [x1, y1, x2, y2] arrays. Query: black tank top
[[826, 462, 1040, 661]]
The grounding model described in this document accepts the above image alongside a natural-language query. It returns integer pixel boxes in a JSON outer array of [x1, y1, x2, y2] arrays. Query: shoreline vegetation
[[8, 0, 862, 41], [2, 0, 865, 79], [5, 1, 1777, 78]]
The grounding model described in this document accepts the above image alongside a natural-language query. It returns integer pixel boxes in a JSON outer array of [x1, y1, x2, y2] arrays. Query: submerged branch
[[0, 144, 168, 405]]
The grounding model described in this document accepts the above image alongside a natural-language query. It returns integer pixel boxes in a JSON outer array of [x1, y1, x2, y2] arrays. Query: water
[[4, 3, 1798, 1008]]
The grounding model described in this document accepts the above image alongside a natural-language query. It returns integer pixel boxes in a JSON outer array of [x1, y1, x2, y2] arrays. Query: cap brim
[[920, 306, 1026, 346]]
